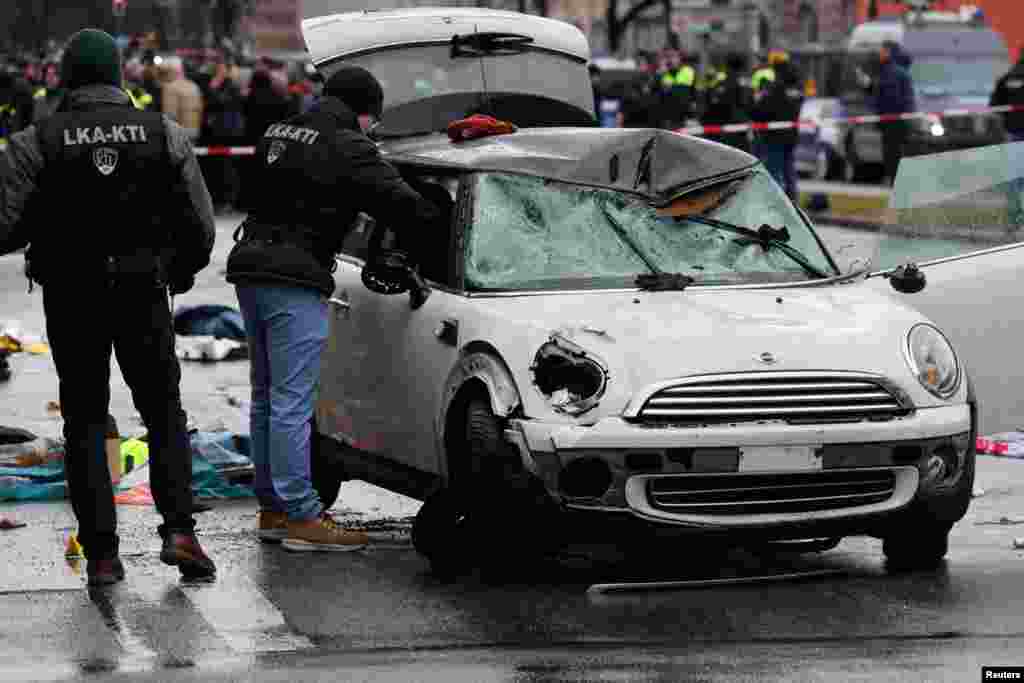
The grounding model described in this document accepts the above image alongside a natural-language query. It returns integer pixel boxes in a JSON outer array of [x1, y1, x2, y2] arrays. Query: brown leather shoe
[[160, 532, 216, 580], [86, 557, 125, 586], [281, 513, 369, 552]]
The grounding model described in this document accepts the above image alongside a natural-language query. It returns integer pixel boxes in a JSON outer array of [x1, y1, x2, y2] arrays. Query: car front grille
[[646, 469, 897, 516], [633, 372, 909, 425]]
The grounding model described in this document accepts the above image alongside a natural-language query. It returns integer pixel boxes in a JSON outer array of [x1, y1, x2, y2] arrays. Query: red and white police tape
[[676, 103, 1024, 137], [187, 103, 1024, 156]]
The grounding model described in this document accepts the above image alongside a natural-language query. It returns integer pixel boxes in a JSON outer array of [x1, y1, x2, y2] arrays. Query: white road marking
[[180, 574, 313, 654]]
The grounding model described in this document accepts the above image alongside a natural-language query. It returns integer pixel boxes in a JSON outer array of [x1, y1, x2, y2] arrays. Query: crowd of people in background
[[603, 46, 808, 198], [0, 37, 973, 208], [1, 44, 321, 213]]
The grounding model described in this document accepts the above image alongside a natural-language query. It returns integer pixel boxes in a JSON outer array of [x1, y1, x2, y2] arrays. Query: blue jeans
[[236, 284, 328, 521]]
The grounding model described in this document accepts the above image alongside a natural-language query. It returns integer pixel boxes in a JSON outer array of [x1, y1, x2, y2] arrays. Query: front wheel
[[882, 525, 951, 573], [411, 486, 473, 580]]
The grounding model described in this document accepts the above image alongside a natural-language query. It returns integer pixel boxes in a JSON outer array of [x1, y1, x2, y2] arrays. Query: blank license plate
[[739, 446, 822, 472]]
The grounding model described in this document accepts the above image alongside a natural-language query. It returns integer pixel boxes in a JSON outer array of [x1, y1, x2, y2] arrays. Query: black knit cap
[[325, 66, 384, 118], [61, 29, 122, 91]]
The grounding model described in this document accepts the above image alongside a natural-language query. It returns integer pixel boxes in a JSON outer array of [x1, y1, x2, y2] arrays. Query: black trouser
[[881, 120, 909, 184], [43, 280, 194, 560]]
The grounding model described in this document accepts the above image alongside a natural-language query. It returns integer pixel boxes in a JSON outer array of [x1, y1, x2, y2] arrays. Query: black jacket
[[752, 64, 805, 146], [0, 85, 215, 284], [227, 96, 439, 295]]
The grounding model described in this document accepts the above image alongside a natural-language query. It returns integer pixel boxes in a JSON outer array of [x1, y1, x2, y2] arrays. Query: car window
[[338, 172, 461, 287], [339, 213, 374, 263], [465, 170, 837, 291]]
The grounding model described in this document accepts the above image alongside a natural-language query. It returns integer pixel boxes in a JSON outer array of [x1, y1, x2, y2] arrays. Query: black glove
[[168, 274, 195, 296]]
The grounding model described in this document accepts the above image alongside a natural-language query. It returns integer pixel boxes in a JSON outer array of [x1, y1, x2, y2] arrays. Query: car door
[[863, 144, 1024, 435], [317, 216, 383, 453], [350, 174, 465, 475]]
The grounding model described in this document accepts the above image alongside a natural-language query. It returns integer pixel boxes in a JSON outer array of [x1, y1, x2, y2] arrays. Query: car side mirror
[[888, 262, 927, 294]]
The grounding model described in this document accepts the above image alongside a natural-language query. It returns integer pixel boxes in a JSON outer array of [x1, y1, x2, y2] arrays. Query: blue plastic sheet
[[172, 305, 247, 342], [0, 431, 256, 502]]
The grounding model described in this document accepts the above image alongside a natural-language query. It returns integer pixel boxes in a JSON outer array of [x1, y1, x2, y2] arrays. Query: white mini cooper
[[303, 8, 1022, 576]]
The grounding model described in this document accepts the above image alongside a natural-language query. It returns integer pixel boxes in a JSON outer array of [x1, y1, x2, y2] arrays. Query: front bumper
[[510, 404, 972, 534]]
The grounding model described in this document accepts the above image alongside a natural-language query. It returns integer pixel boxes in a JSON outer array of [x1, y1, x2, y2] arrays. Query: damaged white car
[[304, 8, 1014, 576]]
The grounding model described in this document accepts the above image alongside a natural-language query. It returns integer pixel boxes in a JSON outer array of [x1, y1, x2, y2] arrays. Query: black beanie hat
[[61, 29, 122, 91], [325, 66, 384, 118]]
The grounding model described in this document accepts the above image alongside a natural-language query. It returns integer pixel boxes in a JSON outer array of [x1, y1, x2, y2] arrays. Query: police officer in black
[[751, 52, 805, 200], [702, 52, 752, 153], [992, 53, 1024, 142], [227, 66, 440, 552], [992, 52, 1024, 224], [0, 30, 217, 585]]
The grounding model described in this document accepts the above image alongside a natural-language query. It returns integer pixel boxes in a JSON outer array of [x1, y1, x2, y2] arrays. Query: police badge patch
[[267, 140, 287, 165], [93, 147, 119, 176]]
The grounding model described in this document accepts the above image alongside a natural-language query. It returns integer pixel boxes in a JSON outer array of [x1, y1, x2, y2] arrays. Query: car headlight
[[531, 336, 608, 417], [904, 324, 960, 399]]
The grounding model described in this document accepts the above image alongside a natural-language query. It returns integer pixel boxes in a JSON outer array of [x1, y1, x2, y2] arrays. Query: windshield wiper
[[451, 32, 534, 58], [636, 272, 695, 291], [684, 216, 831, 279], [597, 203, 697, 291]]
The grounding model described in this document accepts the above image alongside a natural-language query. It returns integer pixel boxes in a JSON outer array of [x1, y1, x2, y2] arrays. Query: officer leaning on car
[[0, 29, 218, 586], [226, 66, 440, 553]]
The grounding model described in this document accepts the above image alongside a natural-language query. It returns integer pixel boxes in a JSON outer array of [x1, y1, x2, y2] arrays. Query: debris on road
[[0, 321, 48, 355], [0, 516, 26, 530], [977, 433, 1024, 458], [973, 486, 986, 498], [976, 516, 1024, 526], [64, 532, 84, 558], [1014, 538, 1024, 550], [587, 568, 847, 595], [176, 336, 248, 362], [173, 305, 246, 341]]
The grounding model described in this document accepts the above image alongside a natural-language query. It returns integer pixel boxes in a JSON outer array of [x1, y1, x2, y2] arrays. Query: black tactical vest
[[30, 105, 173, 284]]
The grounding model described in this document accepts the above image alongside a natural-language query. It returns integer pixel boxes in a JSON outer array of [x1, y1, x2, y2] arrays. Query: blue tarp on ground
[[0, 431, 255, 502], [172, 305, 247, 342]]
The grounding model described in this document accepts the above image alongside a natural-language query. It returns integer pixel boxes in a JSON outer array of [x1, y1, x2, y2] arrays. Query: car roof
[[302, 8, 590, 65], [380, 127, 758, 203]]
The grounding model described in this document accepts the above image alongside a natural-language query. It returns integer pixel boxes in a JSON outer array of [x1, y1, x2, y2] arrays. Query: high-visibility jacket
[[126, 87, 154, 111], [751, 67, 776, 94], [661, 65, 696, 89]]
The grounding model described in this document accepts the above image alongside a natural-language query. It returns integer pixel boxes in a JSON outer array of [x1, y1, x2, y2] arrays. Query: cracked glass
[[466, 170, 837, 291]]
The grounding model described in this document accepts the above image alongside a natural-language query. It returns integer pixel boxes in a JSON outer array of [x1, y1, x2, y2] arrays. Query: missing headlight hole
[[531, 336, 608, 416]]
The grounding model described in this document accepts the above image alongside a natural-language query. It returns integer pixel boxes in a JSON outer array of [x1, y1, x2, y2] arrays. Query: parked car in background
[[795, 97, 848, 181], [303, 7, 989, 580], [839, 11, 1009, 182]]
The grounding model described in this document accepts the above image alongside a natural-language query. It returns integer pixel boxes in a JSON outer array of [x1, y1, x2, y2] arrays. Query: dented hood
[[467, 285, 929, 398]]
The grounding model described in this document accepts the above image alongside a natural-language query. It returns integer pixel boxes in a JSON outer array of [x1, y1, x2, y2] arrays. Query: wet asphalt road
[[1, 217, 1024, 681]]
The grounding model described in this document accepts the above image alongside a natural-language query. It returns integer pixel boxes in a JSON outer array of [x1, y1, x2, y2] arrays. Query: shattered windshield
[[465, 170, 837, 291]]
